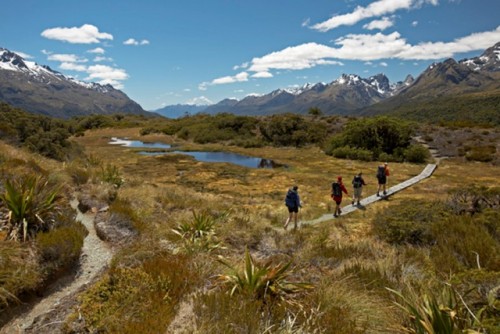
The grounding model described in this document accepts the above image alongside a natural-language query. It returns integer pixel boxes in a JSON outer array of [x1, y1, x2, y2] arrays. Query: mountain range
[[156, 42, 499, 119], [1, 42, 499, 120], [0, 48, 149, 118]]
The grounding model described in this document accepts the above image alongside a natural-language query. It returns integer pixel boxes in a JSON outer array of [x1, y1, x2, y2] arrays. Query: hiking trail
[[0, 199, 113, 334]]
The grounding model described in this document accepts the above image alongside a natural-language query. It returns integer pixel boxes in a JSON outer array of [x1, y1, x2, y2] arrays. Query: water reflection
[[108, 137, 171, 149], [139, 151, 284, 169], [109, 138, 285, 169]]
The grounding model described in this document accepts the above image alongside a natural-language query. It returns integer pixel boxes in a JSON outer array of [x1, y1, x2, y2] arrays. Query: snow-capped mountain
[[204, 73, 408, 116], [0, 47, 148, 118]]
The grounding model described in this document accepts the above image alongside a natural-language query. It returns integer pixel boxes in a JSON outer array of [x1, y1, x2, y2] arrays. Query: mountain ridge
[[0, 47, 151, 119]]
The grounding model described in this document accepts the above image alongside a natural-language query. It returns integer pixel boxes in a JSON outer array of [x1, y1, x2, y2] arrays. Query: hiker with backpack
[[331, 176, 348, 217], [284, 185, 301, 230], [376, 162, 390, 196], [351, 172, 367, 206]]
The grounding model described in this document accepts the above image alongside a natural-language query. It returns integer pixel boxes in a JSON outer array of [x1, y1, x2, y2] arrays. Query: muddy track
[[0, 199, 113, 334]]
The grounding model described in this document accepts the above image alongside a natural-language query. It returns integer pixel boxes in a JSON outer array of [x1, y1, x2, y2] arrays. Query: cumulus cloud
[[93, 56, 113, 62], [363, 17, 395, 30], [251, 71, 273, 78], [48, 53, 88, 63], [233, 62, 249, 70], [85, 64, 128, 88], [212, 72, 249, 85], [60, 62, 87, 72], [311, 0, 438, 32], [41, 24, 113, 44], [247, 26, 500, 74], [412, 20, 419, 27], [88, 47, 105, 54], [123, 38, 150, 46]]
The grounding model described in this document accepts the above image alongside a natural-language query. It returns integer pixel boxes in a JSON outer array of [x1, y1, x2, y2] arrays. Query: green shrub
[[35, 222, 87, 275], [372, 199, 448, 245], [325, 116, 414, 161], [331, 146, 373, 161], [404, 144, 430, 163], [100, 163, 124, 188]]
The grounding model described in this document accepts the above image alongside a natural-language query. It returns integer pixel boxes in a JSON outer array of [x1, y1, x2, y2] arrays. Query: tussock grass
[[58, 128, 500, 332]]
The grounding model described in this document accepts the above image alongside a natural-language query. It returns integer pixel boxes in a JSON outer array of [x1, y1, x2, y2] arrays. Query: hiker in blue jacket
[[284, 185, 301, 230]]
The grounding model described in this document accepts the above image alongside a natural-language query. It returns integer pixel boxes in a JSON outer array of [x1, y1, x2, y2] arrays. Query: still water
[[109, 137, 283, 169]]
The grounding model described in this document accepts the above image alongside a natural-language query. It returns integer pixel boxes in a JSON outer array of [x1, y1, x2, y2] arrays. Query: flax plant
[[1, 175, 61, 241], [218, 248, 312, 301]]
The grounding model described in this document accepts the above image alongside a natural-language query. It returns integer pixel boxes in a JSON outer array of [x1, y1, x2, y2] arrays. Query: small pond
[[109, 137, 171, 149], [139, 151, 284, 169], [109, 137, 284, 169]]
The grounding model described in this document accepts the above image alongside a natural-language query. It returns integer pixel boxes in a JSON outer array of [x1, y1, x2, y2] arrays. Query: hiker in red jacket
[[331, 176, 348, 217]]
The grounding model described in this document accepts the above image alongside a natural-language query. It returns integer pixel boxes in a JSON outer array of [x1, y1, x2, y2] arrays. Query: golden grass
[[59, 128, 500, 332]]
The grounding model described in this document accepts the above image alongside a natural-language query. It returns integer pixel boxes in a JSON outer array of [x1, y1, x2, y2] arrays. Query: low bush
[[331, 146, 373, 161], [404, 144, 430, 163], [74, 252, 198, 333], [465, 145, 496, 162], [35, 221, 87, 276], [0, 241, 41, 310], [372, 199, 448, 246]]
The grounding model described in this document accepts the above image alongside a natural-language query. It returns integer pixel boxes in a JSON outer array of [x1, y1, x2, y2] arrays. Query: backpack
[[332, 182, 342, 197], [377, 165, 385, 178], [285, 190, 297, 207], [352, 176, 363, 188]]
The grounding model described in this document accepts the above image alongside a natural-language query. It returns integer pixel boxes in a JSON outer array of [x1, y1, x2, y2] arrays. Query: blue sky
[[1, 0, 499, 110]]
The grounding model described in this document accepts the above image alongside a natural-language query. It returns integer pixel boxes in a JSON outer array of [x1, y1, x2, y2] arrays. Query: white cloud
[[41, 24, 113, 44], [363, 17, 395, 30], [48, 54, 88, 63], [380, 61, 388, 67], [233, 62, 249, 70], [93, 56, 113, 62], [88, 47, 105, 54], [246, 26, 500, 73], [85, 64, 128, 88], [302, 18, 311, 27], [60, 62, 87, 72], [41, 49, 52, 55], [251, 71, 273, 78], [212, 72, 249, 85], [183, 88, 191, 92], [186, 96, 213, 105], [248, 42, 346, 72], [123, 38, 150, 46], [412, 20, 419, 27], [234, 89, 244, 93], [311, 0, 438, 32]]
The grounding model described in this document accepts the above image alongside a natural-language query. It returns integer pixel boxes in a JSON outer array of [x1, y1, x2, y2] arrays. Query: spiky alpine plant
[[217, 247, 313, 302], [172, 210, 227, 253], [1, 174, 61, 241]]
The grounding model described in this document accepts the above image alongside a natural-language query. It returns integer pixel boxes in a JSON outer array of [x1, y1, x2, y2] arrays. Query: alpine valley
[[1, 43, 499, 122]]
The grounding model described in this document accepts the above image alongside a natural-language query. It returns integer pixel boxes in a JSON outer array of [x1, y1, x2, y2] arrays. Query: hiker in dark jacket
[[376, 162, 390, 196], [351, 172, 367, 206], [331, 176, 348, 217], [284, 185, 301, 230]]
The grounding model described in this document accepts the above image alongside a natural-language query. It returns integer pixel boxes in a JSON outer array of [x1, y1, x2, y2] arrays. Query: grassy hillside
[[363, 89, 500, 126], [1, 111, 499, 333]]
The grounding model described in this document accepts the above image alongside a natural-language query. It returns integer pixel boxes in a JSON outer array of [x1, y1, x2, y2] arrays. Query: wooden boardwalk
[[300, 163, 438, 226]]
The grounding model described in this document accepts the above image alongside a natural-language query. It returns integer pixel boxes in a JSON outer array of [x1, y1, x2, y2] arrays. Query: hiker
[[376, 162, 390, 196], [284, 185, 301, 230], [331, 176, 348, 217], [351, 172, 367, 206]]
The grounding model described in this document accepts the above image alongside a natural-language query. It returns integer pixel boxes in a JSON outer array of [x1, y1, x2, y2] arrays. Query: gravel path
[[0, 199, 113, 334]]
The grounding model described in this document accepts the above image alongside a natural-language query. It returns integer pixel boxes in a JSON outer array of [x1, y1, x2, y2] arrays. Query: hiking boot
[[383, 191, 387, 195], [333, 213, 338, 217], [357, 201, 360, 206], [376, 192, 380, 197]]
